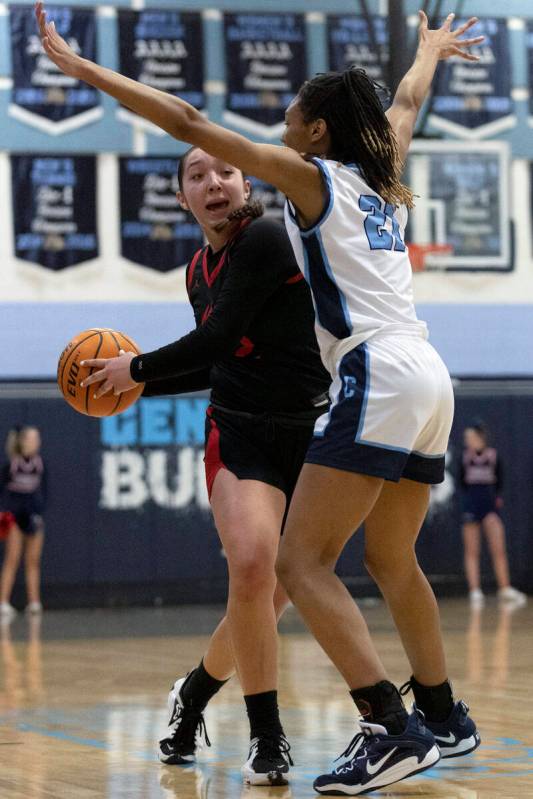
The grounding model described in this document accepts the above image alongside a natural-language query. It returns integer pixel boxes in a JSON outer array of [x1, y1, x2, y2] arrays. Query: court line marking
[[4, 712, 533, 784]]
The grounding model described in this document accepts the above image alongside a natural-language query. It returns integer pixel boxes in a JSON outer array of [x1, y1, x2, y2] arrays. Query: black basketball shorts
[[3, 492, 44, 536], [204, 404, 317, 504]]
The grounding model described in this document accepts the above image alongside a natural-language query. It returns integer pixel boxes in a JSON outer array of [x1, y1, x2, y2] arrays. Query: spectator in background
[[460, 422, 527, 607], [0, 426, 46, 617]]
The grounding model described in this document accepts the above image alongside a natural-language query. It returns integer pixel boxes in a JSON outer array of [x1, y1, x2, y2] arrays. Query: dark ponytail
[[226, 200, 264, 222], [298, 67, 414, 208]]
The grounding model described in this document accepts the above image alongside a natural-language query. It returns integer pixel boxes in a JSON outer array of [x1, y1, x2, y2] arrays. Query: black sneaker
[[313, 709, 440, 795], [400, 680, 480, 758], [425, 700, 481, 758], [158, 675, 211, 765], [241, 733, 293, 786]]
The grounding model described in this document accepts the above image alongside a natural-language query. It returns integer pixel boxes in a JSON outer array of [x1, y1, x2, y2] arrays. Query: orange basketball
[[57, 328, 145, 417]]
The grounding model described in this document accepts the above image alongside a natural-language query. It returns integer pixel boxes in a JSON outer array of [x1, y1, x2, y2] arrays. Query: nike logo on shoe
[[366, 747, 398, 775], [435, 732, 457, 744], [169, 700, 181, 726]]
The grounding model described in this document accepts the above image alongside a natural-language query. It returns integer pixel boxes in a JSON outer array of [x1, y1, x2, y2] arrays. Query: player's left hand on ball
[[80, 350, 138, 398]]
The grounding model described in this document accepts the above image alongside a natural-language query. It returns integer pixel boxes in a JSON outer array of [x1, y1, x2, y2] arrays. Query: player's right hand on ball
[[80, 350, 138, 399]]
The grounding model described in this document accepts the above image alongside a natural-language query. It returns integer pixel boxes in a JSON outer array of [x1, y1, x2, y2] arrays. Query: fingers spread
[[457, 36, 484, 48], [80, 368, 107, 388], [453, 47, 479, 62], [80, 358, 108, 367], [442, 12, 455, 32], [94, 382, 113, 400], [454, 17, 479, 37]]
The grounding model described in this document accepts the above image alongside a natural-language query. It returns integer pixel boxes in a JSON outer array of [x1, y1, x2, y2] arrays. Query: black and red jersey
[[133, 217, 330, 414]]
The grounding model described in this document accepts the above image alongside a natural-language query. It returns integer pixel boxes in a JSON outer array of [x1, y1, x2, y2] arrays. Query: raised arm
[[35, 3, 322, 221], [386, 11, 484, 164]]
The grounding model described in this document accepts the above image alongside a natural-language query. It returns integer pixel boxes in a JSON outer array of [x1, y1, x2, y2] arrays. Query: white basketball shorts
[[305, 331, 454, 484]]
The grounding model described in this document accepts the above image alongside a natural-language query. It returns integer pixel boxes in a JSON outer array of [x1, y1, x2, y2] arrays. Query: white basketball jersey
[[284, 157, 427, 375]]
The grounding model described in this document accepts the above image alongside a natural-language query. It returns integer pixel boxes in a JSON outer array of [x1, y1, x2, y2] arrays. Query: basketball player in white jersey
[[36, 5, 484, 793]]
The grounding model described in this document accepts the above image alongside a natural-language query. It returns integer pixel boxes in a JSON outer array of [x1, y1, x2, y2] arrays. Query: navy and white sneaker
[[425, 700, 480, 758], [158, 675, 211, 765], [242, 733, 293, 786], [313, 709, 440, 795]]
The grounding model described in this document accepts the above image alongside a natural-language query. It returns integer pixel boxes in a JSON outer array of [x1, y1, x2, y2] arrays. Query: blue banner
[[429, 18, 514, 136], [118, 10, 204, 123], [327, 15, 388, 85], [9, 5, 101, 133], [119, 157, 203, 272], [223, 13, 307, 134], [11, 155, 98, 271]]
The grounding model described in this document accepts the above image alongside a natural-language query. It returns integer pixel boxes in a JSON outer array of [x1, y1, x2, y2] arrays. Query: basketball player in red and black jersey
[[81, 147, 330, 784], [0, 426, 46, 617], [460, 423, 526, 607]]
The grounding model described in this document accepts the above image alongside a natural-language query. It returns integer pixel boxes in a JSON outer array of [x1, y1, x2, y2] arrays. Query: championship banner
[[11, 155, 98, 271], [119, 157, 203, 273], [117, 10, 204, 133], [9, 5, 102, 134], [249, 177, 285, 221], [327, 15, 388, 86], [428, 18, 515, 138], [223, 13, 307, 137]]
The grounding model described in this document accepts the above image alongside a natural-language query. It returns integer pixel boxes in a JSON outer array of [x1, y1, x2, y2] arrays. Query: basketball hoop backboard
[[406, 139, 512, 272]]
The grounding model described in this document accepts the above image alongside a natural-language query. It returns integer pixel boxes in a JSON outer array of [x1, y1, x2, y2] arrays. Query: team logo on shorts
[[343, 375, 357, 398]]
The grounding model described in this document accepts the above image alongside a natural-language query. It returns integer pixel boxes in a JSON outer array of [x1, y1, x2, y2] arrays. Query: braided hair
[[226, 200, 263, 222], [212, 200, 264, 232], [298, 67, 414, 209]]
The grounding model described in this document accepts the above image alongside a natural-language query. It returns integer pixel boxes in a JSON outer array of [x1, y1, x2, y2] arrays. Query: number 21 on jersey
[[359, 195, 406, 252]]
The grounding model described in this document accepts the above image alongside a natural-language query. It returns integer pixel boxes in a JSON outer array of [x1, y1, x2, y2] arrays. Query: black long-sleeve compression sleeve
[[141, 368, 211, 397], [130, 219, 296, 383]]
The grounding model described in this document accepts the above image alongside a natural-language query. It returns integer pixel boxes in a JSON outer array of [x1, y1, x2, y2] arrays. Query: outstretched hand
[[35, 2, 85, 78], [419, 10, 484, 61]]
